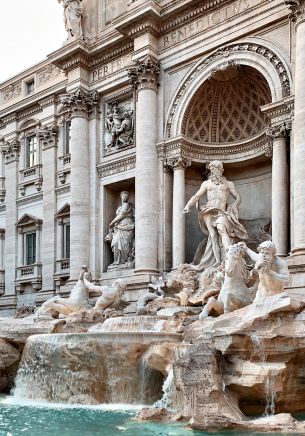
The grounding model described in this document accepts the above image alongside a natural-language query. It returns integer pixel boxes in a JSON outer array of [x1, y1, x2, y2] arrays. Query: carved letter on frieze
[[128, 55, 160, 92], [105, 101, 134, 152]]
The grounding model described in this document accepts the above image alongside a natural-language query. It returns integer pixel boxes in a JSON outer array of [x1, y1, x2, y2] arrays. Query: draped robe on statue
[[195, 203, 248, 270], [63, 0, 83, 38]]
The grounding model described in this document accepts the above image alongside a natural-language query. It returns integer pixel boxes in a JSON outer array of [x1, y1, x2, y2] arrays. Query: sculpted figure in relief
[[58, 0, 83, 39], [183, 160, 248, 270], [241, 240, 290, 301], [105, 191, 135, 269], [105, 102, 134, 150]]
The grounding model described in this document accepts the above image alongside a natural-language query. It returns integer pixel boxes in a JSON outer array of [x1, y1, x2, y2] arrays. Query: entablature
[[157, 131, 272, 164]]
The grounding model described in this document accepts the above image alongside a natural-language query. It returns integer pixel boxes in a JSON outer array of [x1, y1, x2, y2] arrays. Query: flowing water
[[250, 334, 277, 416], [12, 332, 181, 405]]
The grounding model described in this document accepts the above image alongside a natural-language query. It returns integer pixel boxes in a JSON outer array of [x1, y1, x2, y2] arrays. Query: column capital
[[0, 137, 20, 164], [60, 88, 100, 119], [266, 122, 292, 140], [285, 0, 305, 23], [167, 156, 191, 170], [128, 55, 160, 92], [37, 122, 58, 150]]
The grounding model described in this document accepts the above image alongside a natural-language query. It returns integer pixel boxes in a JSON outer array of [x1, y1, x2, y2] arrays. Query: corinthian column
[[61, 88, 99, 280], [0, 138, 20, 295], [168, 156, 191, 268], [267, 124, 290, 256], [128, 56, 160, 273], [38, 123, 57, 292], [286, 1, 305, 255]]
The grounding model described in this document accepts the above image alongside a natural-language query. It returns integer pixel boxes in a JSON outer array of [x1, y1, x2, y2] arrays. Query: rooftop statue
[[183, 160, 248, 270], [58, 0, 83, 39], [242, 240, 290, 301]]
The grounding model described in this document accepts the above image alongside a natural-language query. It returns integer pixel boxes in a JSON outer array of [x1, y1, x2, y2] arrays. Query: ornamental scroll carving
[[2, 83, 22, 102]]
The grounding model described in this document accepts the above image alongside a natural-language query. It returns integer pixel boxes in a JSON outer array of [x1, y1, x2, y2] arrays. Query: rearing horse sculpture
[[199, 243, 257, 319]]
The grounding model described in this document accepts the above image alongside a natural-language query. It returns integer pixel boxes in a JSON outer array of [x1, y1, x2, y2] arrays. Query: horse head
[[225, 243, 245, 277]]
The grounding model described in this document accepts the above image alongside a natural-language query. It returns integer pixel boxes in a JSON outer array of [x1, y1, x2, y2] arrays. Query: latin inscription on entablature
[[161, 0, 267, 50], [91, 54, 132, 83]]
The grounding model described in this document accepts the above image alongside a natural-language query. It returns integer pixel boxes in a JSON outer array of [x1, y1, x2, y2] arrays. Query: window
[[25, 232, 36, 265], [26, 80, 34, 95], [64, 121, 71, 155], [26, 136, 37, 167], [64, 223, 70, 259]]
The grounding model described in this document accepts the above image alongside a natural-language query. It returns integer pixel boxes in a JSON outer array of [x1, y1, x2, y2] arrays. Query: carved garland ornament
[[167, 42, 291, 138]]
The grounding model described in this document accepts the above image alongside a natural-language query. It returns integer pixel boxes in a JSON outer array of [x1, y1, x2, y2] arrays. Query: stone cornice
[[157, 132, 272, 163], [114, 2, 161, 38], [261, 97, 294, 125], [97, 155, 136, 178]]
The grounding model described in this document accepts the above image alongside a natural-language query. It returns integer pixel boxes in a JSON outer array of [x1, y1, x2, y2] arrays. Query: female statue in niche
[[58, 0, 83, 39], [105, 191, 135, 269]]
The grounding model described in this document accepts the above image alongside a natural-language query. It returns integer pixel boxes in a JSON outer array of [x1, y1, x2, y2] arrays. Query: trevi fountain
[[1, 0, 305, 434]]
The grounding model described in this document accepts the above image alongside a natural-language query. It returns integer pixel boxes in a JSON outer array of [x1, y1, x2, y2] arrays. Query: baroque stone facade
[[0, 0, 301, 314]]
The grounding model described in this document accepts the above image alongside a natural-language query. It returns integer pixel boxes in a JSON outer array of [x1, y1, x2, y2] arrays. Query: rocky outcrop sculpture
[[167, 264, 198, 306], [136, 275, 167, 315]]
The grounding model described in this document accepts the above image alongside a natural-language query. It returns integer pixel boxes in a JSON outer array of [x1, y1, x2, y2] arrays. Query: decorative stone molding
[[37, 123, 58, 150], [1, 82, 22, 102], [60, 88, 100, 118], [285, 0, 305, 22], [157, 133, 272, 164], [0, 138, 20, 164], [97, 155, 136, 178], [166, 40, 292, 138], [167, 156, 191, 170], [38, 65, 62, 85], [261, 97, 294, 125], [55, 184, 70, 196], [128, 55, 160, 92]]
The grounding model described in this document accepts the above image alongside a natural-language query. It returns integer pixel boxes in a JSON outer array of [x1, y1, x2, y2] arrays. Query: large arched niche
[[170, 39, 293, 263], [183, 66, 272, 144], [166, 37, 292, 139]]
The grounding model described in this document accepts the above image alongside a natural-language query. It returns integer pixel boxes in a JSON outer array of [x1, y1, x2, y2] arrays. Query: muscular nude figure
[[183, 160, 247, 269], [241, 240, 290, 301]]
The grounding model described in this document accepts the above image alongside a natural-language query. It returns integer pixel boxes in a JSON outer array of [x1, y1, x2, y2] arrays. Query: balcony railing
[[16, 263, 42, 281]]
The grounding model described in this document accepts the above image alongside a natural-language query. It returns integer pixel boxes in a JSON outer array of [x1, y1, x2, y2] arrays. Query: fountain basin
[[13, 331, 182, 406]]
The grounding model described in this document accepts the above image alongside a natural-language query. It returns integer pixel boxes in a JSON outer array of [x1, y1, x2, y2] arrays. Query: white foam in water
[[2, 396, 144, 412], [154, 368, 174, 409]]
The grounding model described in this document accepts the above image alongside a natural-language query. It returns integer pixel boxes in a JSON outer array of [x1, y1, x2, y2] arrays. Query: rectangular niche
[[102, 91, 135, 157], [102, 178, 135, 273]]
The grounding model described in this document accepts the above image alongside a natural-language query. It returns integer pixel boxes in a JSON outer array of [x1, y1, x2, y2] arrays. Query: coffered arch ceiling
[[183, 66, 272, 144]]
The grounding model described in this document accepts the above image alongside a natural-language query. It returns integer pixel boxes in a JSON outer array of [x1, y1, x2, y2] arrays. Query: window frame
[[25, 135, 38, 168], [24, 231, 36, 266]]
